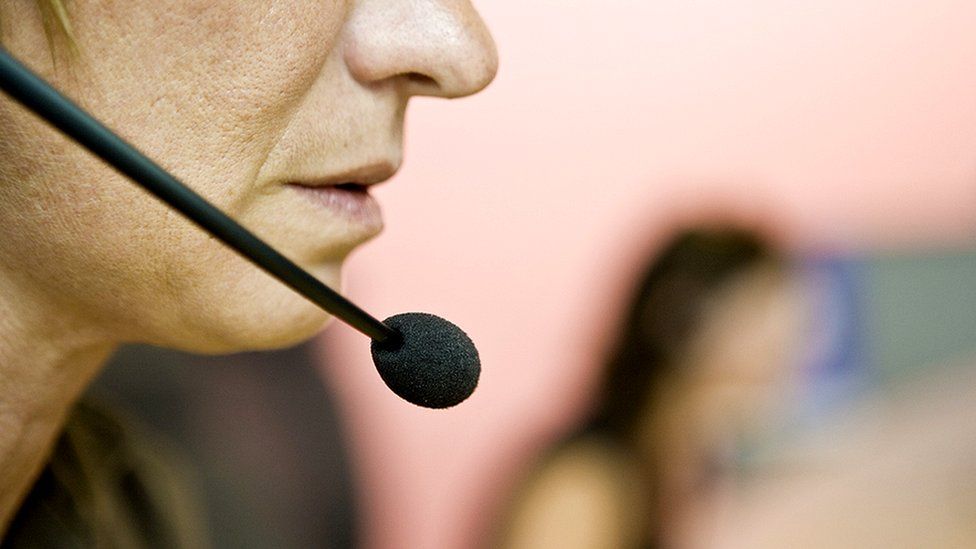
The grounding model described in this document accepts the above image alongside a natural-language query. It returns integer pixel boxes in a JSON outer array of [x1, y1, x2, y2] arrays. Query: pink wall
[[318, 1, 976, 547]]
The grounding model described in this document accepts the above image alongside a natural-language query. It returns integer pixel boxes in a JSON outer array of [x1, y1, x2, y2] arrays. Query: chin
[[181, 301, 335, 355], [153, 262, 343, 355]]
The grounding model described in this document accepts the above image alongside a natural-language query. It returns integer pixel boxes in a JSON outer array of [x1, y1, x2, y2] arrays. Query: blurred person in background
[[499, 228, 976, 548], [496, 226, 807, 549]]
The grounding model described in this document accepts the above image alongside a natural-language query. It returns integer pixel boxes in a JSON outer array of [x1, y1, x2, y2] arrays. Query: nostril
[[405, 72, 437, 88]]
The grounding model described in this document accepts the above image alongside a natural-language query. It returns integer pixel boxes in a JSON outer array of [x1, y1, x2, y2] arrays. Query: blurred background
[[93, 0, 976, 547]]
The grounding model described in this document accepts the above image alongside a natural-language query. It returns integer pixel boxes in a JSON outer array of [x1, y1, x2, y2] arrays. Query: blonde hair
[[6, 402, 210, 547], [38, 0, 78, 56]]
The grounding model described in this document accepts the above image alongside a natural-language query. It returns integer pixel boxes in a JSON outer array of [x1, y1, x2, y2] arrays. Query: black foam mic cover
[[370, 313, 480, 408]]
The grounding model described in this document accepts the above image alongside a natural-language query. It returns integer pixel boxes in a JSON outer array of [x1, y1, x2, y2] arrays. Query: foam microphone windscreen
[[370, 312, 480, 408]]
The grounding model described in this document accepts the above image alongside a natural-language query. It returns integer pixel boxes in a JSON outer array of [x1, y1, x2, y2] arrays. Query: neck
[[0, 273, 115, 534]]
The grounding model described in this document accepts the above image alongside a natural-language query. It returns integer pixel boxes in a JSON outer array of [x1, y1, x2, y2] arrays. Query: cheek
[[0, 1, 350, 348], [61, 1, 349, 209]]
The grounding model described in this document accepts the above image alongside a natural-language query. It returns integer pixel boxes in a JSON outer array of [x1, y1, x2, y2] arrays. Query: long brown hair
[[592, 227, 780, 438]]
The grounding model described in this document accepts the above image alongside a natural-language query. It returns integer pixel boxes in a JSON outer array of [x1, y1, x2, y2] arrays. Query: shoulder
[[498, 434, 651, 549]]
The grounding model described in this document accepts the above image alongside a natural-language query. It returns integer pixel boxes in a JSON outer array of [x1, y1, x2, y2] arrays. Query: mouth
[[286, 180, 384, 231], [283, 162, 396, 235]]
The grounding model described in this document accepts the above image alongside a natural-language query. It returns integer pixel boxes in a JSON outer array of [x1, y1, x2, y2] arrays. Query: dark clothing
[[90, 343, 358, 549]]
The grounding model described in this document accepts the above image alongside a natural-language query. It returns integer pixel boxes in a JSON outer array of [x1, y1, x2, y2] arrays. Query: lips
[[288, 181, 383, 228], [281, 161, 395, 236], [293, 162, 399, 189]]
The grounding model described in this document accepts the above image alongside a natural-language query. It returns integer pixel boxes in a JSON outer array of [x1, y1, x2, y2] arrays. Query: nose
[[343, 0, 498, 99]]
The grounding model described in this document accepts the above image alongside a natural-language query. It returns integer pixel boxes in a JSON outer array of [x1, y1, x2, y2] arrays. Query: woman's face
[[0, 1, 496, 352], [652, 264, 807, 472]]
